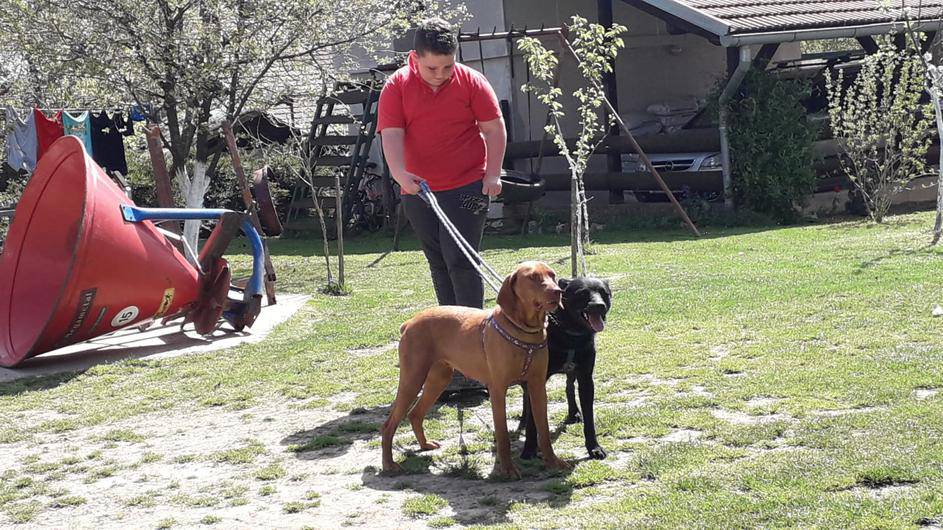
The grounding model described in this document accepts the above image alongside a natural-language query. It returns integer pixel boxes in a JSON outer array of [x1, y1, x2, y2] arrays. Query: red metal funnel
[[0, 136, 201, 367]]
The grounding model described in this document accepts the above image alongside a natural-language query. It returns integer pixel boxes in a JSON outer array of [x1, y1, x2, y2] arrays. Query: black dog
[[519, 277, 612, 460]]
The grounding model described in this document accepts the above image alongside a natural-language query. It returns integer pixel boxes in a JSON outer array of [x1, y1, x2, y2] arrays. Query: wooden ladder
[[284, 81, 381, 235]]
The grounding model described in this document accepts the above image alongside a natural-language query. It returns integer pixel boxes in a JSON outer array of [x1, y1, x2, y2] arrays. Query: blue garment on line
[[5, 108, 37, 172], [63, 111, 94, 154]]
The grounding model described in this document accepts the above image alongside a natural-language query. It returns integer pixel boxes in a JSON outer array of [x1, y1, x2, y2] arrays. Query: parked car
[[620, 152, 723, 202]]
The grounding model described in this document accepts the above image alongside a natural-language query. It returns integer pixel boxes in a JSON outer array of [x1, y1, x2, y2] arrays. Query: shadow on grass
[[280, 392, 489, 461], [856, 247, 927, 272], [358, 420, 578, 527], [283, 390, 580, 525], [0, 371, 80, 397], [360, 461, 576, 527]]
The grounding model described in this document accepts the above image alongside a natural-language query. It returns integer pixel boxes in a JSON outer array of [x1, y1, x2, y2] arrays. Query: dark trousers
[[403, 180, 490, 309]]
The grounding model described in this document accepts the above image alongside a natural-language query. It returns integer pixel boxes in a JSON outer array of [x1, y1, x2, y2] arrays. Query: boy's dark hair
[[414, 17, 457, 56]]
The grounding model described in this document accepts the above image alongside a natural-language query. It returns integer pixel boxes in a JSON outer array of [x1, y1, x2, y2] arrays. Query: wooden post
[[144, 125, 176, 208], [144, 124, 180, 234], [598, 0, 625, 204], [221, 121, 278, 305], [334, 173, 345, 287]]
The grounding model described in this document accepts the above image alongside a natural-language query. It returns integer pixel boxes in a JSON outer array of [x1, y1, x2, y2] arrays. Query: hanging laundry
[[129, 104, 152, 122], [120, 112, 135, 136], [34, 108, 64, 161], [63, 111, 94, 154], [90, 111, 128, 175], [5, 108, 38, 172]]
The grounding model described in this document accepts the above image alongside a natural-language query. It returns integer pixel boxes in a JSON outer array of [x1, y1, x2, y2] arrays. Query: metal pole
[[718, 46, 752, 210], [598, 0, 624, 204]]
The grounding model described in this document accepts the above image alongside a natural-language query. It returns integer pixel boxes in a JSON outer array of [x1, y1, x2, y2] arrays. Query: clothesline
[[3, 103, 154, 121], [7, 107, 133, 114], [5, 106, 137, 175]]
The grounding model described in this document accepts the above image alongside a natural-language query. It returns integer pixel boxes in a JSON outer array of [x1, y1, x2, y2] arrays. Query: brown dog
[[381, 261, 572, 479]]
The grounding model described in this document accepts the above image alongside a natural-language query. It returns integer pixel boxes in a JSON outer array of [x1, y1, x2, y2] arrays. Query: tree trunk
[[180, 160, 210, 252], [307, 183, 334, 285], [571, 169, 579, 278]]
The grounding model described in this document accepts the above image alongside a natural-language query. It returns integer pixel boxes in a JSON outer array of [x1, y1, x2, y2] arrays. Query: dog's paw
[[381, 462, 404, 475], [494, 462, 522, 480], [544, 456, 573, 471], [564, 411, 582, 424], [588, 445, 607, 460]]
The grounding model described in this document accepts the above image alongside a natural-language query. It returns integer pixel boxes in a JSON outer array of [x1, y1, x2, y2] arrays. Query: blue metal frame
[[119, 205, 265, 298]]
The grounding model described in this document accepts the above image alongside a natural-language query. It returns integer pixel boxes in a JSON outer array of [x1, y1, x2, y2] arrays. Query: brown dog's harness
[[481, 314, 547, 383]]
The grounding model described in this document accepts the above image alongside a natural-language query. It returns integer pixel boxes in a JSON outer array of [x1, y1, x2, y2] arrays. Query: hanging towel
[[90, 111, 128, 175], [63, 110, 94, 154], [5, 108, 38, 172], [34, 108, 64, 161]]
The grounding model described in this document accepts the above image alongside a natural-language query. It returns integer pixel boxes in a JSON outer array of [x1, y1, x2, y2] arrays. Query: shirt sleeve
[[376, 76, 405, 133], [470, 71, 501, 123]]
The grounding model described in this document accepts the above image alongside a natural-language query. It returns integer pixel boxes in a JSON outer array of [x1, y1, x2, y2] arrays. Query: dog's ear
[[603, 279, 611, 295], [558, 277, 571, 291], [497, 270, 520, 318]]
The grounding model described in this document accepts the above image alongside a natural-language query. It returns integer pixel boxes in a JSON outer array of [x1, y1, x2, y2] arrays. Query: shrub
[[727, 68, 818, 223], [826, 37, 933, 222]]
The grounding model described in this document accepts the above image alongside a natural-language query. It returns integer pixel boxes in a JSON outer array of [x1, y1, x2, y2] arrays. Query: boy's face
[[415, 51, 455, 88]]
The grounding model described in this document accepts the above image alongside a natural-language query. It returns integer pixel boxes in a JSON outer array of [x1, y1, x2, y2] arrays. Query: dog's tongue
[[587, 313, 605, 332]]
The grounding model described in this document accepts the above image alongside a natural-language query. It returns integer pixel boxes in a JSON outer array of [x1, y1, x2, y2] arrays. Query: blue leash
[[417, 181, 503, 294]]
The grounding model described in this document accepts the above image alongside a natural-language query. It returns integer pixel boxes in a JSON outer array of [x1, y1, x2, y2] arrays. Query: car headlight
[[701, 154, 722, 170]]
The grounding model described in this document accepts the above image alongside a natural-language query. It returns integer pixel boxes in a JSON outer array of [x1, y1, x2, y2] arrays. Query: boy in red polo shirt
[[378, 18, 506, 311]]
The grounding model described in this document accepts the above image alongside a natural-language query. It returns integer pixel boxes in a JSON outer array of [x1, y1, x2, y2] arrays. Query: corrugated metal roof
[[670, 0, 943, 35]]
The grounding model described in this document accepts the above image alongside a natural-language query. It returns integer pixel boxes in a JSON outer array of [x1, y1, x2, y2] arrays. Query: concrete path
[[0, 293, 309, 383]]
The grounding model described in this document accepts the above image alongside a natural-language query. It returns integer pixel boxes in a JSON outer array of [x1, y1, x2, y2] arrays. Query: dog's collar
[[501, 310, 545, 335], [482, 314, 547, 382], [549, 312, 595, 338]]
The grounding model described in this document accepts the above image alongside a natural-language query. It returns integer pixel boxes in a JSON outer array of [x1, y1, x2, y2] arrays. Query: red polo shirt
[[377, 51, 501, 192]]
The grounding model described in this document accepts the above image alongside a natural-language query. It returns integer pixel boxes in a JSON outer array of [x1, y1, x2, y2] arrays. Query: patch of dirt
[[348, 341, 399, 358], [745, 397, 781, 409], [690, 386, 713, 398], [673, 386, 714, 400], [708, 345, 730, 361], [864, 483, 916, 499], [711, 409, 789, 425], [913, 388, 940, 400], [632, 374, 684, 387], [658, 429, 702, 443], [811, 406, 882, 417], [0, 389, 604, 529]]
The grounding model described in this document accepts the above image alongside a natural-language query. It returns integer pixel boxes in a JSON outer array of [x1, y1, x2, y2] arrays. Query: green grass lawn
[[3, 211, 943, 528]]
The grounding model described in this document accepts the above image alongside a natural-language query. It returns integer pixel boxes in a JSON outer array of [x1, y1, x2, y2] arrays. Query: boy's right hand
[[397, 172, 425, 195]]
